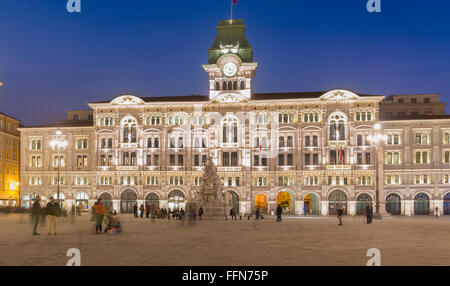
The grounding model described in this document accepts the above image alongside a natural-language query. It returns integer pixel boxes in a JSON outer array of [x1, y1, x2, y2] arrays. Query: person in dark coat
[[198, 207, 204, 220], [276, 205, 283, 222], [31, 196, 42, 235], [230, 207, 237, 220], [367, 205, 373, 224], [255, 207, 261, 220], [337, 206, 344, 226], [133, 204, 138, 218], [145, 204, 150, 218]]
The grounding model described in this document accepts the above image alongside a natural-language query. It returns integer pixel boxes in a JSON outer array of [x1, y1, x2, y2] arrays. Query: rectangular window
[[170, 155, 175, 166], [287, 154, 293, 165], [304, 154, 310, 165], [254, 155, 259, 166], [278, 154, 284, 166], [231, 152, 238, 166], [223, 152, 229, 166], [365, 153, 371, 165], [313, 154, 319, 165], [194, 155, 200, 166], [178, 155, 184, 166], [357, 153, 363, 165]]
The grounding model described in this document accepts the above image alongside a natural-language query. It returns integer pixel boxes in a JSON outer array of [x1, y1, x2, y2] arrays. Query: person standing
[[198, 207, 204, 221], [276, 204, 283, 222], [31, 196, 42, 235], [230, 207, 237, 220], [145, 204, 150, 218], [94, 199, 106, 234], [46, 196, 59, 235], [139, 204, 144, 218], [368, 205, 373, 224], [255, 207, 261, 220], [337, 206, 344, 226], [133, 204, 138, 218]]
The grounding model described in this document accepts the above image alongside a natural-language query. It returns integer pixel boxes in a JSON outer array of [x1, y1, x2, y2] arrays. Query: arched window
[[147, 138, 152, 148], [215, 82, 220, 91], [121, 117, 137, 143], [287, 136, 293, 147], [329, 113, 346, 141], [279, 137, 285, 148], [223, 81, 227, 91], [233, 81, 237, 90], [240, 81, 245, 90], [228, 81, 232, 91], [222, 118, 238, 143]]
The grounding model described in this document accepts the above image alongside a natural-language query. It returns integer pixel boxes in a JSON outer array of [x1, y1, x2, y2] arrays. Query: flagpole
[[230, 0, 233, 20]]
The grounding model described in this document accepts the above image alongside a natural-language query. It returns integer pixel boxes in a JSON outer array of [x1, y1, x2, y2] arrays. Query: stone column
[[348, 201, 356, 216], [404, 200, 413, 216], [295, 200, 304, 216], [321, 201, 329, 216]]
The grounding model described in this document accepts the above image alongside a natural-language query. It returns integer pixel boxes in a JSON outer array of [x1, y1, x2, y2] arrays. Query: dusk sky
[[0, 0, 449, 126]]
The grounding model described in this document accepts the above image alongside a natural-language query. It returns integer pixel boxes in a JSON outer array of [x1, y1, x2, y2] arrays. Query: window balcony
[[328, 140, 347, 147], [121, 142, 138, 148], [219, 166, 241, 172]]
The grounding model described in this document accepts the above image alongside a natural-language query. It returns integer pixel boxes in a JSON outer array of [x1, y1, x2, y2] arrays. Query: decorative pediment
[[320, 89, 360, 101], [111, 95, 145, 105], [211, 93, 248, 103]]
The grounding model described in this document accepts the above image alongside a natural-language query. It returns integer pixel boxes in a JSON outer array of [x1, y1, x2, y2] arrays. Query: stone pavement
[[0, 213, 449, 266]]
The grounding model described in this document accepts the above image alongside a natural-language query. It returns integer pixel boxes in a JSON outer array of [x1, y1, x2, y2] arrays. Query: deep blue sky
[[0, 0, 449, 126]]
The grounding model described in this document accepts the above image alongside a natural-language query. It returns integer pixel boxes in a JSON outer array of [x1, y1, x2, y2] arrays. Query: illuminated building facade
[[0, 113, 20, 207], [18, 19, 450, 216]]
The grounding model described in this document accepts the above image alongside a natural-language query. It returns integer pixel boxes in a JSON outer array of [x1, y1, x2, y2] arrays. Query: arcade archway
[[145, 192, 160, 209], [329, 190, 347, 215], [121, 190, 137, 213], [386, 193, 401, 215], [414, 193, 430, 215], [99, 192, 113, 210], [277, 191, 294, 214], [75, 192, 89, 212], [444, 193, 450, 215], [227, 191, 239, 214], [254, 194, 268, 213], [356, 193, 372, 215], [304, 193, 319, 215], [168, 190, 185, 211]]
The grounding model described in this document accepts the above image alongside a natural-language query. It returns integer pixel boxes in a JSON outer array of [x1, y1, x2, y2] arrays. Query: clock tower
[[202, 19, 258, 103]]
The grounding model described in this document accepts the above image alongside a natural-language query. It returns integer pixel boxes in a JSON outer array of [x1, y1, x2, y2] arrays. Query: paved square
[[1, 214, 449, 266]]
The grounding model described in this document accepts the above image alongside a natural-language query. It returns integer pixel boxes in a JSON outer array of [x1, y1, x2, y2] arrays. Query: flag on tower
[[339, 146, 344, 164], [233, 0, 238, 4]]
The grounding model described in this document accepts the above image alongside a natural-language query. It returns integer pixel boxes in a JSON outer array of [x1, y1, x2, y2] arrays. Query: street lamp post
[[368, 123, 387, 219], [50, 130, 67, 210]]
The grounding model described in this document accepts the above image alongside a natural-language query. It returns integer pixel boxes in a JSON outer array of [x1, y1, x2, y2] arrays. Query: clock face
[[223, 62, 238, 77]]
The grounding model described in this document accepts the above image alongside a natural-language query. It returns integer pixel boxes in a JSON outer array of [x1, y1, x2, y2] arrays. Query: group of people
[[91, 198, 122, 234], [31, 195, 60, 235], [133, 204, 194, 220]]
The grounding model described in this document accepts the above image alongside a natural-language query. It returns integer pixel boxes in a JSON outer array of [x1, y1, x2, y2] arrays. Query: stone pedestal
[[204, 206, 228, 217]]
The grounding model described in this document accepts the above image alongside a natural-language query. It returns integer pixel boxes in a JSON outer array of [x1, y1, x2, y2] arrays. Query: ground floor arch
[[414, 192, 430, 215], [99, 192, 113, 210], [168, 189, 185, 211], [277, 190, 294, 214], [145, 192, 160, 209], [444, 193, 450, 215], [75, 192, 89, 212], [227, 190, 239, 214], [329, 189, 347, 215], [386, 193, 401, 215], [304, 193, 319, 215], [356, 193, 372, 215], [121, 190, 137, 213], [254, 193, 268, 213]]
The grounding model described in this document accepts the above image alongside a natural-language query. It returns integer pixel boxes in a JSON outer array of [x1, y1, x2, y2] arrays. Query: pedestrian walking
[[255, 207, 261, 220], [230, 207, 237, 220], [303, 204, 308, 217], [366, 204, 373, 224], [46, 196, 59, 235], [133, 204, 138, 218], [71, 205, 75, 216], [276, 204, 283, 222], [94, 199, 106, 234], [337, 206, 344, 226], [31, 196, 42, 235]]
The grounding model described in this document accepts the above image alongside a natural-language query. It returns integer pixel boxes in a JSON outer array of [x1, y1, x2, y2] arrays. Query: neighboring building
[[0, 113, 20, 207], [18, 19, 450, 216], [67, 110, 94, 122], [380, 94, 446, 119]]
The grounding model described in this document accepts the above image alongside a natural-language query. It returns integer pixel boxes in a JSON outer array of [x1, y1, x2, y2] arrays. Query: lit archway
[[254, 194, 267, 213], [227, 190, 239, 214], [145, 192, 160, 209], [277, 191, 293, 214], [99, 192, 113, 211], [75, 192, 89, 212], [304, 193, 319, 215], [168, 190, 185, 211]]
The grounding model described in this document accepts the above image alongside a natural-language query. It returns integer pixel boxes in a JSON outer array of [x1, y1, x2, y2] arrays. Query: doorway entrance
[[329, 190, 347, 215]]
